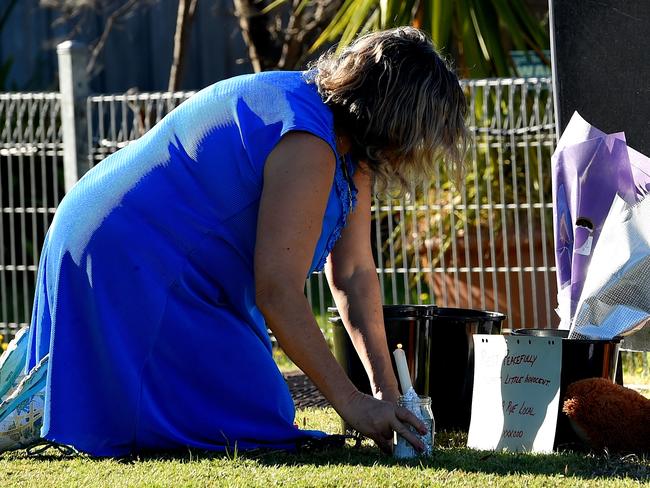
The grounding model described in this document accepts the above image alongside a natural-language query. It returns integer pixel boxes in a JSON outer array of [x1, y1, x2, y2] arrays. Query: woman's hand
[[339, 390, 427, 454], [372, 386, 401, 404]]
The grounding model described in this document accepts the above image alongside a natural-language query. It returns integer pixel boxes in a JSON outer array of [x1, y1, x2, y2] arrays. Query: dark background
[[550, 0, 650, 154], [0, 0, 250, 93]]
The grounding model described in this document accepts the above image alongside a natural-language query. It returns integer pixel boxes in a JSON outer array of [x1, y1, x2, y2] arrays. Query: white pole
[[57, 41, 90, 193]]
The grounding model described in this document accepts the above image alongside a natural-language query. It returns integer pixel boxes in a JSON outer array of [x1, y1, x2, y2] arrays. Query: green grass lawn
[[1, 335, 649, 486], [1, 408, 648, 487]]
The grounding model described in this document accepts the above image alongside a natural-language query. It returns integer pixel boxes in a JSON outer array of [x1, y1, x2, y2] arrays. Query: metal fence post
[[57, 41, 90, 192]]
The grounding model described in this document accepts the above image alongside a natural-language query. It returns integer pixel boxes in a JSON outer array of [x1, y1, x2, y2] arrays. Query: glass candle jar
[[394, 395, 435, 459]]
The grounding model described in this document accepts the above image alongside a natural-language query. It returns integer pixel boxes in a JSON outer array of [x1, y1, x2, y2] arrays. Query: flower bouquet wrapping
[[552, 112, 650, 350]]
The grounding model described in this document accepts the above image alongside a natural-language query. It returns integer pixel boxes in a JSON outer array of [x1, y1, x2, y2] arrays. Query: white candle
[[392, 344, 413, 395]]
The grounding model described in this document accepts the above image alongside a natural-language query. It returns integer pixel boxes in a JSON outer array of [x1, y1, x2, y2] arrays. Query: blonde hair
[[310, 27, 468, 194]]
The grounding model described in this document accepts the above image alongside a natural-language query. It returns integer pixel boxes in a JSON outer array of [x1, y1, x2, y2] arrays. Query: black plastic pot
[[511, 328, 622, 448], [330, 305, 505, 432], [330, 305, 434, 400], [428, 308, 506, 431]]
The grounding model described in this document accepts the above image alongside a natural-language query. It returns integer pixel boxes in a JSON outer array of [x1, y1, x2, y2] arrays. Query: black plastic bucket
[[511, 328, 622, 447], [330, 305, 505, 432], [330, 305, 434, 400], [428, 308, 506, 431]]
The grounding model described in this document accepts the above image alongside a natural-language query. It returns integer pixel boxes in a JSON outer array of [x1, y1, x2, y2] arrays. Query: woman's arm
[[324, 166, 401, 403], [255, 133, 424, 452]]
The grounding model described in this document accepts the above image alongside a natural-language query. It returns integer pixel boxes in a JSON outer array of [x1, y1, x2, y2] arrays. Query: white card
[[467, 335, 562, 453]]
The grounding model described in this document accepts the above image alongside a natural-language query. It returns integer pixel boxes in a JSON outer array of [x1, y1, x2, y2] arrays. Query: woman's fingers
[[374, 433, 393, 454], [341, 394, 430, 454], [391, 417, 425, 452], [395, 405, 428, 435], [374, 417, 397, 454]]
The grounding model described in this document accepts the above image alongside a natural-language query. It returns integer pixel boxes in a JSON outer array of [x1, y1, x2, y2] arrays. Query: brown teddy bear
[[562, 378, 650, 453]]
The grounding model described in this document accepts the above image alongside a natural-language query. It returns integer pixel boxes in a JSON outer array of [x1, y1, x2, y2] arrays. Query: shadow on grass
[[247, 444, 650, 482], [4, 433, 648, 483]]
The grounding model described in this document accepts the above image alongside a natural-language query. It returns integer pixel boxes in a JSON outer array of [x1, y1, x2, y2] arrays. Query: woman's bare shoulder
[[266, 131, 337, 183]]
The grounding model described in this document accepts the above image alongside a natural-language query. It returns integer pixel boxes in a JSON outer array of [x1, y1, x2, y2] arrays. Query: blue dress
[[25, 71, 357, 456]]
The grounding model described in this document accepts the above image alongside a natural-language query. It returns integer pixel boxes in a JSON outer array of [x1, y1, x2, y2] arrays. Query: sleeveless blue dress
[[25, 71, 357, 456]]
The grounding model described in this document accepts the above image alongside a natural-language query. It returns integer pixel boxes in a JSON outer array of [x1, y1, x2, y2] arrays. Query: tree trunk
[[277, 0, 343, 70], [232, 0, 281, 72], [235, 0, 343, 72], [168, 0, 198, 92]]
